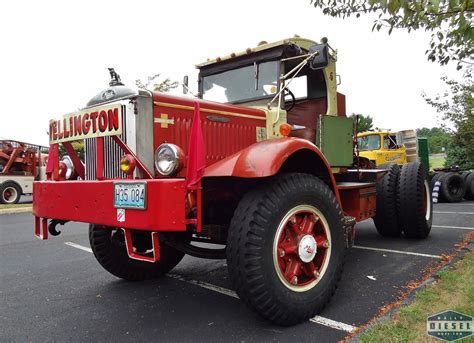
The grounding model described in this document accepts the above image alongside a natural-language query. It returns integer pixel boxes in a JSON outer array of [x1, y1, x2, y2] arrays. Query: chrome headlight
[[61, 156, 75, 180], [154, 144, 184, 176]]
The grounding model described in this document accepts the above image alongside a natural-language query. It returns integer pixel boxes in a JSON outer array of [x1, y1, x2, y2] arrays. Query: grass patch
[[0, 203, 32, 209], [359, 251, 474, 342], [429, 155, 446, 170]]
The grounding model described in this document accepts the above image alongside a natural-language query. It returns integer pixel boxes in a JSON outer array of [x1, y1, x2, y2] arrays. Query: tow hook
[[343, 216, 356, 248], [48, 219, 69, 236]]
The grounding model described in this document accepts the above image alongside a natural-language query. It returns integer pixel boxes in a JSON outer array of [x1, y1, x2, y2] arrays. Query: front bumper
[[33, 179, 187, 232]]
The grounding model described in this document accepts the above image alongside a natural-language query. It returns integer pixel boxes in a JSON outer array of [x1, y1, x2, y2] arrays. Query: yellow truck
[[356, 130, 418, 167], [357, 130, 474, 203]]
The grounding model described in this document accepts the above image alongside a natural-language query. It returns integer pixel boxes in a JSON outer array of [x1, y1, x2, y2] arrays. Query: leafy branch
[[422, 67, 473, 167], [311, 0, 473, 69], [135, 73, 179, 93]]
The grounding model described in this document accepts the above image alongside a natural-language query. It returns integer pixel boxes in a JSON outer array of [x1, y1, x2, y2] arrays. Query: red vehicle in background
[[0, 140, 48, 204]]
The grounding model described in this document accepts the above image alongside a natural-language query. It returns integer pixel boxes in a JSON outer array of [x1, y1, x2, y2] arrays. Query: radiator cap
[[86, 68, 139, 107]]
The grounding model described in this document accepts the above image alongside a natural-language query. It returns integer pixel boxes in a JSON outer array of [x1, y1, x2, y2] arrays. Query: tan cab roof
[[195, 37, 319, 68]]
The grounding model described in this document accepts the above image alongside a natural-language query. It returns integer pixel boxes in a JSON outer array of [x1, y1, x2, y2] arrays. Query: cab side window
[[384, 135, 398, 150]]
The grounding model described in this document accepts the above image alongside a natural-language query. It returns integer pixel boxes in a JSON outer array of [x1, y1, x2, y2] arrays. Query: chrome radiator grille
[[84, 105, 129, 180]]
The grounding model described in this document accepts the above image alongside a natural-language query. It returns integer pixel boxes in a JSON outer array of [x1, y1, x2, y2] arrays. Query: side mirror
[[183, 75, 189, 94], [308, 44, 329, 70]]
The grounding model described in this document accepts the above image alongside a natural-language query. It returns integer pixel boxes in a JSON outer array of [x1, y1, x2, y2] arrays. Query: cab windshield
[[358, 135, 381, 151], [202, 61, 279, 103]]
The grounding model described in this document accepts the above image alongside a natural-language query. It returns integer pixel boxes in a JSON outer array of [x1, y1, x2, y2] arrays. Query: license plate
[[114, 182, 146, 210]]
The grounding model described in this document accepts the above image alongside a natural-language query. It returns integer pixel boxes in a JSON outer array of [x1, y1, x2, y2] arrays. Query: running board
[[122, 229, 160, 263]]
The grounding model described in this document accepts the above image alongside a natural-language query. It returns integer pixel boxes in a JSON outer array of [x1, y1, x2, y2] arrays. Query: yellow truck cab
[[357, 131, 407, 166]]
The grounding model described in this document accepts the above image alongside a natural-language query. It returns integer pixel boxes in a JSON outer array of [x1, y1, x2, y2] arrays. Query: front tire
[[226, 173, 346, 326], [89, 225, 185, 281]]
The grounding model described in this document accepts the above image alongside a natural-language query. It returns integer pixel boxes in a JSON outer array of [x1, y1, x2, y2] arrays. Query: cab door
[[381, 134, 405, 165]]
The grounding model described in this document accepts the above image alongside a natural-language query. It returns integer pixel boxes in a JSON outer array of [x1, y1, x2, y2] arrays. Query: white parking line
[[64, 241, 357, 333], [432, 225, 474, 231], [169, 274, 356, 333], [310, 316, 356, 333], [434, 211, 474, 215], [167, 273, 239, 299], [435, 203, 474, 206], [352, 245, 442, 259], [65, 242, 93, 253]]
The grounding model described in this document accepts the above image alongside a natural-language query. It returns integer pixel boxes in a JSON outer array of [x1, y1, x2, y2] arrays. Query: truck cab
[[357, 131, 407, 166], [196, 37, 352, 166]]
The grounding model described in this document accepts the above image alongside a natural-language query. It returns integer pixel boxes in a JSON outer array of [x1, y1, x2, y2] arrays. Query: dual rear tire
[[374, 164, 401, 237], [398, 162, 432, 238], [374, 162, 432, 239]]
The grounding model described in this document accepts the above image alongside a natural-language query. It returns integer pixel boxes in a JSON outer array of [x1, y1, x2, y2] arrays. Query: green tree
[[429, 134, 451, 153], [416, 127, 432, 137], [349, 114, 374, 132], [422, 68, 473, 169], [310, 0, 473, 69], [135, 74, 179, 92], [416, 126, 452, 154], [444, 140, 472, 168]]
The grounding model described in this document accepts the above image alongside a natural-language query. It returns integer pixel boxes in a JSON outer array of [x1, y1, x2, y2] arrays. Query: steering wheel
[[284, 88, 296, 112]]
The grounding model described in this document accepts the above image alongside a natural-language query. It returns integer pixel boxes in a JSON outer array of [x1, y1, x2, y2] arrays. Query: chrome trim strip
[[153, 101, 266, 121]]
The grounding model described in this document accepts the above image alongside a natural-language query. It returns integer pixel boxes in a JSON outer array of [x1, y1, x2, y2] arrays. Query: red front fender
[[204, 137, 340, 203], [204, 137, 329, 177]]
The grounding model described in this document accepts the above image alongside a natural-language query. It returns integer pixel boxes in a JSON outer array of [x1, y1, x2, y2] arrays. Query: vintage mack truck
[[33, 37, 432, 326]]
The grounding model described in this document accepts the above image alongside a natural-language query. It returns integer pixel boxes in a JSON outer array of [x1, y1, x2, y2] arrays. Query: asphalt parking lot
[[1, 201, 473, 342]]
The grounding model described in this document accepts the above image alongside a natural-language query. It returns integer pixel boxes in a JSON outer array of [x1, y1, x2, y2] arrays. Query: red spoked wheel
[[274, 205, 331, 292]]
